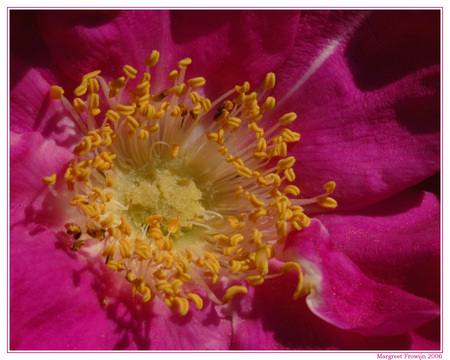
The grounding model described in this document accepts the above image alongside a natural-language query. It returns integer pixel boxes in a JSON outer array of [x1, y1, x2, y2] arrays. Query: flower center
[[113, 160, 206, 239], [45, 50, 337, 315]]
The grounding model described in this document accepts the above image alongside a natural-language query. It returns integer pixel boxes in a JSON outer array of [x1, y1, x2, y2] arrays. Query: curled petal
[[282, 219, 440, 336]]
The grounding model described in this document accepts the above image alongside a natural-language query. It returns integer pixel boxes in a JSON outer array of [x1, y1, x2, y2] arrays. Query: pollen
[[45, 51, 337, 315]]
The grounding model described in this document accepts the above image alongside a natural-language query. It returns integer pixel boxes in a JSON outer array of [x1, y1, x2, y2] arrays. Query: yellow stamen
[[81, 70, 101, 83], [264, 72, 275, 90], [168, 70, 180, 81], [106, 260, 123, 272], [261, 96, 275, 111], [144, 50, 160, 67], [247, 275, 264, 286], [168, 217, 179, 234], [73, 98, 86, 113], [317, 196, 338, 209], [277, 156, 296, 171], [283, 185, 300, 196], [42, 174, 56, 186], [235, 81, 250, 94], [178, 57, 192, 70], [187, 77, 206, 88], [187, 293, 203, 310], [49, 51, 337, 317], [171, 143, 180, 158], [109, 77, 126, 89], [88, 78, 100, 94], [116, 104, 136, 115], [279, 112, 297, 126], [106, 110, 120, 123], [50, 86, 64, 99], [142, 286, 152, 302], [223, 285, 248, 303], [74, 82, 88, 97], [123, 65, 138, 79], [323, 181, 336, 194]]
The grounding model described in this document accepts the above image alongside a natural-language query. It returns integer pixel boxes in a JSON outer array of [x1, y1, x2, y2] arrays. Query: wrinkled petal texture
[[9, 9, 300, 350], [10, 58, 83, 147], [316, 188, 440, 305], [226, 187, 440, 349], [33, 10, 300, 96], [281, 195, 439, 337], [9, 9, 441, 351], [10, 132, 76, 230], [229, 266, 440, 350], [10, 226, 231, 350], [274, 10, 440, 210]]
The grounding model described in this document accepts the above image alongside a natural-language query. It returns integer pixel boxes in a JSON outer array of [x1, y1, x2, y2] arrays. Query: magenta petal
[[317, 189, 440, 304], [34, 10, 299, 90], [169, 10, 301, 92], [10, 226, 127, 350], [229, 267, 440, 350], [10, 131, 77, 230], [145, 300, 231, 350], [10, 225, 231, 350], [274, 10, 440, 210], [35, 10, 167, 82], [282, 219, 439, 336], [10, 58, 83, 145]]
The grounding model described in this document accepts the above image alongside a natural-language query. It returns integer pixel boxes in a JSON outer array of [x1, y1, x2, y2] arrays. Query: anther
[[187, 77, 206, 88], [123, 65, 138, 79], [88, 78, 100, 94], [223, 285, 248, 303], [187, 293, 203, 310], [109, 77, 126, 89], [106, 260, 123, 272], [106, 110, 120, 123], [43, 174, 56, 186], [81, 70, 101, 83], [116, 104, 136, 115], [73, 98, 86, 113], [65, 223, 81, 239], [144, 50, 160, 67], [285, 168, 296, 182], [323, 181, 336, 194], [317, 196, 338, 209], [178, 58, 192, 70], [50, 86, 64, 99], [264, 72, 275, 90], [278, 157, 296, 171], [74, 82, 88, 97], [235, 81, 250, 94], [280, 262, 301, 274], [261, 96, 275, 111], [142, 287, 152, 302], [168, 70, 180, 81], [283, 185, 300, 196], [279, 112, 297, 126], [247, 275, 264, 286]]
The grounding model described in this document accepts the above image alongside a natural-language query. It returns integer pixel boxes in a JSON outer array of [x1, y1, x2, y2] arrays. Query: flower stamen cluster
[[44, 50, 337, 315]]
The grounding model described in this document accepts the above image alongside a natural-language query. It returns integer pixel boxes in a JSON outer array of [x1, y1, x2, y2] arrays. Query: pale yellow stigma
[[45, 50, 337, 316]]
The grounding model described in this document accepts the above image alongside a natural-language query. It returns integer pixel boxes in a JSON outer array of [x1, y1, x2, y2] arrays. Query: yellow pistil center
[[45, 50, 337, 316], [112, 161, 206, 239]]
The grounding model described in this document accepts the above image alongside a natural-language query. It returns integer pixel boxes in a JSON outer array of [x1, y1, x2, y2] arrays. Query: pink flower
[[10, 10, 440, 350]]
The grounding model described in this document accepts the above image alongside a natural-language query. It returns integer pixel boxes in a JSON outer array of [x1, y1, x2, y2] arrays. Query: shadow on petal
[[53, 232, 231, 350], [345, 10, 440, 91], [227, 270, 421, 350]]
